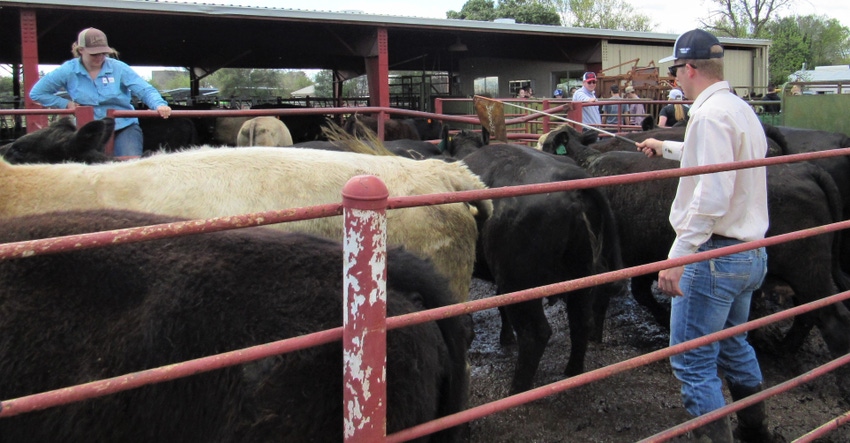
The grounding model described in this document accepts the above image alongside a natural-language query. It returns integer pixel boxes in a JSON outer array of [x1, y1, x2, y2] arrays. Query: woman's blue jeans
[[669, 236, 768, 417], [114, 123, 144, 157]]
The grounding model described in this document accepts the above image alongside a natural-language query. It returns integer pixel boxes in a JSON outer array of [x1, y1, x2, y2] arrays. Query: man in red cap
[[571, 72, 601, 131], [637, 29, 781, 443]]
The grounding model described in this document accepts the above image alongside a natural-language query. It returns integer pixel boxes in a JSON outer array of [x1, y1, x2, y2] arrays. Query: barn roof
[[0, 0, 770, 75]]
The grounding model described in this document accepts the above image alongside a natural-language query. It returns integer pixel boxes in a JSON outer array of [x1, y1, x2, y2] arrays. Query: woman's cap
[[660, 29, 723, 63], [77, 28, 111, 54], [668, 89, 684, 99]]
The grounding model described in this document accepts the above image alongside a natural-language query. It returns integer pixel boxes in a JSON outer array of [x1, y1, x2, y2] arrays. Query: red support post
[[20, 9, 48, 132], [342, 175, 389, 443], [104, 109, 116, 156]]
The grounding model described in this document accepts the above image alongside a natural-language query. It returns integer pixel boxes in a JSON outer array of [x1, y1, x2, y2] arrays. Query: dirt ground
[[464, 278, 850, 442]]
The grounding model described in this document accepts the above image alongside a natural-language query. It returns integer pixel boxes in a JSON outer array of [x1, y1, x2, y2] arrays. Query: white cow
[[0, 147, 491, 301], [236, 116, 293, 147]]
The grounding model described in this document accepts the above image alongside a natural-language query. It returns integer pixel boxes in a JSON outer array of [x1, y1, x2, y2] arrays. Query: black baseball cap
[[660, 29, 724, 63]]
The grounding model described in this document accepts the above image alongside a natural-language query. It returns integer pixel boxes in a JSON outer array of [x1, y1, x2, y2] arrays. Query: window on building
[[509, 80, 532, 97], [474, 76, 499, 97]]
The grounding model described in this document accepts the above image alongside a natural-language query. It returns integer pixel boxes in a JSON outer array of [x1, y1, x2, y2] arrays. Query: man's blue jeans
[[669, 236, 768, 417], [114, 123, 144, 157]]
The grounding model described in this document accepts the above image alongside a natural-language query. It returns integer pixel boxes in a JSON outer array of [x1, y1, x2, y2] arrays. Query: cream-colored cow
[[236, 116, 293, 147], [0, 147, 491, 302]]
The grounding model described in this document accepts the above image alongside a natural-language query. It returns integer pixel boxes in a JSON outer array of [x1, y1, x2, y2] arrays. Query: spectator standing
[[571, 72, 601, 129], [624, 85, 646, 126], [29, 27, 171, 157], [762, 84, 781, 113], [602, 84, 627, 126], [636, 28, 780, 443], [657, 88, 690, 127]]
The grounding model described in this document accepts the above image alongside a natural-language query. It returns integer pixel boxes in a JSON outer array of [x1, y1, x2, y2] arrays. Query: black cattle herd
[[0, 109, 849, 441]]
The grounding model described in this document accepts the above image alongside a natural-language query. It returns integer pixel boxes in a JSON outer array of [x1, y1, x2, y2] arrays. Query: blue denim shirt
[[29, 58, 168, 131]]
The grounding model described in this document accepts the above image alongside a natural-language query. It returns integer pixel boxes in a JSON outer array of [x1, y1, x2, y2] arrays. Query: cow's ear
[[70, 118, 115, 155], [640, 116, 656, 131]]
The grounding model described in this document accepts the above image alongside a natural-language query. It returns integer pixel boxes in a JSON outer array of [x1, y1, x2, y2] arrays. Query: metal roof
[[0, 0, 770, 74]]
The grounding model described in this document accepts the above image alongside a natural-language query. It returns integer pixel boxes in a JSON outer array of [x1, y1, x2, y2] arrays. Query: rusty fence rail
[[0, 137, 848, 441]]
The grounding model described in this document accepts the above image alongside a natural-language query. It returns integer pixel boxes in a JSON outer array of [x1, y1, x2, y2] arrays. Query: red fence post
[[342, 175, 389, 443], [74, 106, 95, 127]]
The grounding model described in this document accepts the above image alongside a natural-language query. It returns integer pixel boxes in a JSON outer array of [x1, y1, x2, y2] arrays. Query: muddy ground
[[464, 278, 850, 442]]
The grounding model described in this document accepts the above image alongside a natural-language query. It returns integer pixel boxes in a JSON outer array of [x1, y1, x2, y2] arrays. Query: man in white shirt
[[636, 29, 779, 443], [571, 72, 601, 129]]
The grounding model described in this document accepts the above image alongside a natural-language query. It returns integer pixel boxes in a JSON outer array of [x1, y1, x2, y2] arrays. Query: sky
[[96, 0, 850, 78], [226, 0, 850, 35]]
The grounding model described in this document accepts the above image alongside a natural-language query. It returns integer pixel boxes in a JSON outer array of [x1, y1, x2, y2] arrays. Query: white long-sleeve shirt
[[658, 81, 769, 259]]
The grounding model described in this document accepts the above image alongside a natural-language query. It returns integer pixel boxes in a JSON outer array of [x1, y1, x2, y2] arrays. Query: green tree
[[765, 17, 810, 85], [312, 71, 368, 98], [702, 0, 792, 38], [551, 0, 652, 30], [447, 0, 498, 21], [497, 0, 560, 25], [149, 70, 190, 91], [764, 15, 850, 85], [312, 70, 334, 98], [207, 68, 285, 98], [448, 0, 560, 25], [281, 70, 313, 95], [795, 16, 850, 66]]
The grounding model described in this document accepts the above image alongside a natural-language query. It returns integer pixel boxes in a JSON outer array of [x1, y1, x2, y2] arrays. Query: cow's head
[[445, 129, 486, 159], [3, 117, 114, 164], [537, 125, 586, 158]]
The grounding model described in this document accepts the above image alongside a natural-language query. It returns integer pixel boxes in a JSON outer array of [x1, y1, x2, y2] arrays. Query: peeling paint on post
[[342, 175, 389, 443]]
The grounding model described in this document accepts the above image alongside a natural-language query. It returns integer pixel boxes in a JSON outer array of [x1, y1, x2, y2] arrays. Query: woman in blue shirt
[[29, 28, 172, 157]]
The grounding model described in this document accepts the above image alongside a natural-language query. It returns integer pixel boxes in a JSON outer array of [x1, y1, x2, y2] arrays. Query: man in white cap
[[636, 29, 780, 443], [571, 72, 601, 131]]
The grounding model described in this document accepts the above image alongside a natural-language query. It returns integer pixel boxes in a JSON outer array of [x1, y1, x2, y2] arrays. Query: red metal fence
[[0, 106, 848, 441]]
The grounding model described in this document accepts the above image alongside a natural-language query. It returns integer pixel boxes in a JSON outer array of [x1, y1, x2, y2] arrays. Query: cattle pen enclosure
[[0, 106, 849, 441]]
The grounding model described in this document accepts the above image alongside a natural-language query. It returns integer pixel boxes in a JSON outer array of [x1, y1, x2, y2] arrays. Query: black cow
[[540, 125, 850, 367], [0, 210, 471, 442], [251, 103, 333, 143], [1, 117, 111, 164], [139, 116, 200, 153], [449, 130, 625, 394], [344, 114, 429, 141], [775, 126, 850, 272]]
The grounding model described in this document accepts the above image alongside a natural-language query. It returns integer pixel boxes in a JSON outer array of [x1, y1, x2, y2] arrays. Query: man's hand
[[658, 266, 685, 297]]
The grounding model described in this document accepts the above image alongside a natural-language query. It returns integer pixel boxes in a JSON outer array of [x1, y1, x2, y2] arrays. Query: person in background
[[527, 87, 535, 98], [517, 87, 529, 98], [602, 84, 627, 127], [624, 85, 646, 126], [553, 88, 564, 98], [762, 84, 781, 113], [30, 27, 172, 157], [657, 88, 690, 127], [571, 72, 601, 130], [636, 29, 781, 443]]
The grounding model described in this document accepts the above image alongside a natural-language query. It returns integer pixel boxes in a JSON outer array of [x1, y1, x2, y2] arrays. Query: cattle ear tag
[[556, 144, 567, 155], [437, 139, 447, 153]]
